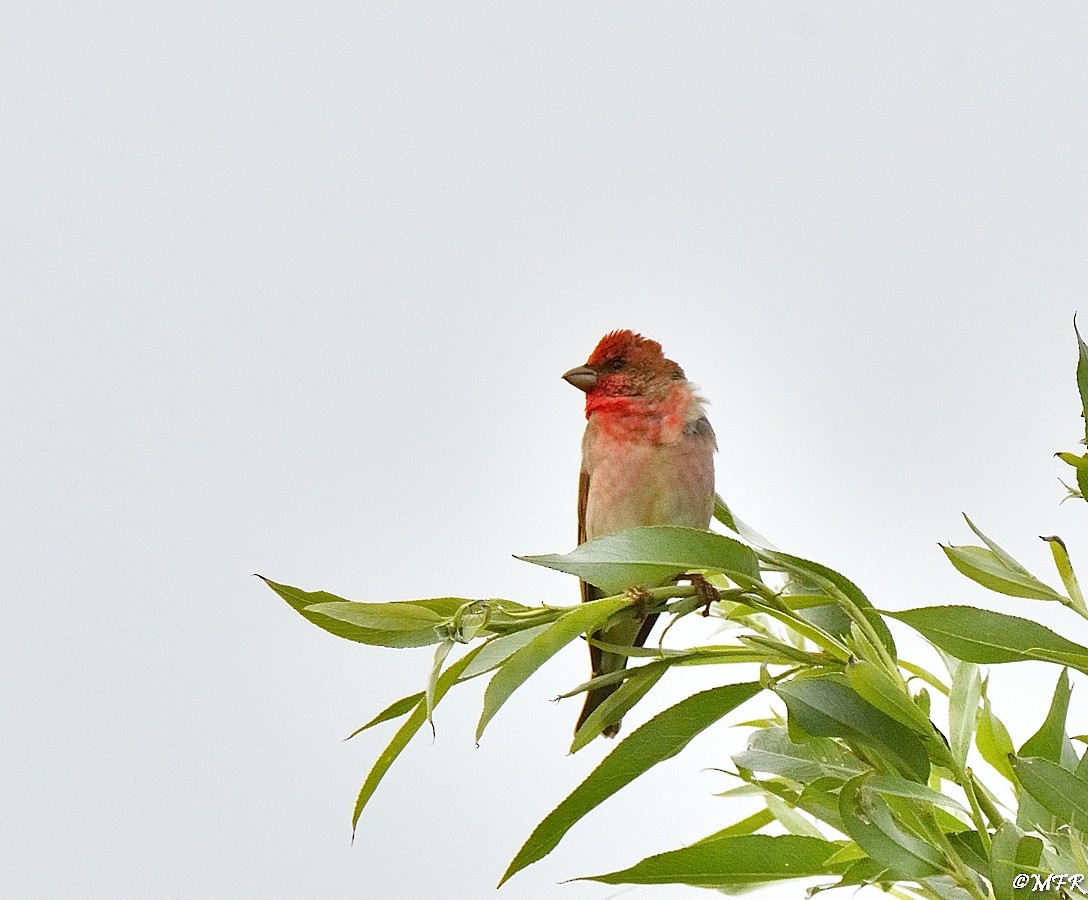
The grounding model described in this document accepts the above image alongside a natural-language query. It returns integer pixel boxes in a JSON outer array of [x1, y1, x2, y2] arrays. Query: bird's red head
[[562, 330, 685, 398]]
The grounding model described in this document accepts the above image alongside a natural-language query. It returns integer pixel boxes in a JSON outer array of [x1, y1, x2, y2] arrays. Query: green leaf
[[517, 525, 759, 595], [713, 493, 776, 547], [1076, 315, 1088, 443], [261, 577, 544, 647], [578, 833, 844, 887], [758, 550, 896, 658], [1076, 745, 1088, 781], [1011, 755, 1088, 831], [941, 544, 1066, 602], [459, 625, 551, 678], [1057, 452, 1088, 501], [304, 600, 461, 648], [837, 774, 946, 880], [765, 793, 826, 838], [1019, 668, 1075, 766], [883, 606, 1088, 673], [990, 822, 1044, 900], [948, 659, 981, 770], [259, 576, 354, 614], [845, 658, 934, 736], [945, 831, 990, 884], [692, 809, 775, 843], [1042, 535, 1088, 614], [343, 692, 424, 741], [476, 595, 631, 740], [350, 641, 489, 836], [790, 776, 851, 835], [826, 857, 890, 892], [260, 576, 470, 647], [733, 725, 866, 784], [1016, 783, 1058, 835], [963, 515, 1039, 579], [976, 681, 1016, 782], [769, 776, 849, 835], [776, 676, 930, 783], [426, 639, 455, 728], [570, 661, 668, 752], [499, 681, 761, 885], [343, 628, 553, 742], [713, 492, 739, 532], [864, 773, 969, 816]]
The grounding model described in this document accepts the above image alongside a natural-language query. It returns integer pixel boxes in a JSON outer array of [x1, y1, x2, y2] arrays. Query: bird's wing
[[577, 467, 588, 546], [577, 467, 600, 606]]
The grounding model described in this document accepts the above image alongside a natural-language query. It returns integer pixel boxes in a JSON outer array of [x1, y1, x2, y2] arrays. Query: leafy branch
[[264, 319, 1088, 899]]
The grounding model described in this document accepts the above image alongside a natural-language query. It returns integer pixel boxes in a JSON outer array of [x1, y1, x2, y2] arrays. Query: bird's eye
[[609, 358, 624, 371]]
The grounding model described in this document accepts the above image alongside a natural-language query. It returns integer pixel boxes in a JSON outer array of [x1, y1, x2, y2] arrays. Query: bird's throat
[[586, 384, 693, 444]]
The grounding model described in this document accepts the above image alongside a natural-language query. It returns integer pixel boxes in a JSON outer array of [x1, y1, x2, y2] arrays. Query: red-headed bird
[[562, 330, 717, 737]]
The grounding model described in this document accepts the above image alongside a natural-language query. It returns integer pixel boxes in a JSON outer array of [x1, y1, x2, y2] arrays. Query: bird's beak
[[562, 365, 598, 392]]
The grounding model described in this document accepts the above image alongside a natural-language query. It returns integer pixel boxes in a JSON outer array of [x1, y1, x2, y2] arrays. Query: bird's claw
[[676, 573, 719, 616]]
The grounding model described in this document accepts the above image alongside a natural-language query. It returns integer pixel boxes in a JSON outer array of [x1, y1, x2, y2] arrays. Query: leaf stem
[[899, 660, 950, 696]]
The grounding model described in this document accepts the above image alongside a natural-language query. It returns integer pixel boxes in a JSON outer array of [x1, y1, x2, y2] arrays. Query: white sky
[[4, 5, 1088, 899]]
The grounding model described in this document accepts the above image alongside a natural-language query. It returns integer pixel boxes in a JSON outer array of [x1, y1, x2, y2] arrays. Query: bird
[[562, 330, 717, 738]]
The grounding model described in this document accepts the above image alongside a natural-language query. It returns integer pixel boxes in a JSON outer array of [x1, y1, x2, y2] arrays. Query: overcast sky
[[4, 5, 1088, 899]]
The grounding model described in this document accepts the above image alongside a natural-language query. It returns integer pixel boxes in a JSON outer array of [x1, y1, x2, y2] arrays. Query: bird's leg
[[675, 573, 720, 616]]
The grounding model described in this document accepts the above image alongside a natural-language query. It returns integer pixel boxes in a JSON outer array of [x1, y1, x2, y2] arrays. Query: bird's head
[[562, 330, 685, 399]]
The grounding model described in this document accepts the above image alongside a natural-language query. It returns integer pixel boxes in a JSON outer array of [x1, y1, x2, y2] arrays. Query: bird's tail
[[574, 613, 659, 740], [576, 679, 623, 738]]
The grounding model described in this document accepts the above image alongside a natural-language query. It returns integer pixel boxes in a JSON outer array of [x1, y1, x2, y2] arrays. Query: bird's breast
[[582, 422, 715, 541]]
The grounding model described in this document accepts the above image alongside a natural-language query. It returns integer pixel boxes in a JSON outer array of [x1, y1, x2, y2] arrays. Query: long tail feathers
[[574, 612, 659, 740], [576, 681, 622, 738]]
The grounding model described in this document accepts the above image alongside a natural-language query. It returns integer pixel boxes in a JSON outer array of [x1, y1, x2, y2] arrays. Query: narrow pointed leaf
[[1077, 746, 1088, 781], [351, 642, 488, 835], [845, 658, 934, 736], [941, 544, 1066, 602], [1057, 452, 1088, 501], [883, 606, 1088, 672], [459, 625, 551, 678], [1019, 668, 1075, 765], [714, 493, 777, 548], [713, 493, 739, 532], [948, 660, 981, 769], [765, 793, 826, 838], [518, 526, 759, 595], [976, 684, 1016, 781], [838, 775, 945, 880], [1042, 535, 1088, 614], [304, 600, 454, 648], [827, 857, 891, 892], [260, 576, 356, 613], [344, 692, 424, 741], [426, 639, 454, 727], [261, 575, 455, 647], [733, 725, 866, 783], [578, 833, 843, 887], [865, 774, 969, 815], [500, 681, 761, 885], [1076, 315, 1088, 443], [776, 676, 930, 782], [963, 515, 1037, 578], [1011, 755, 1088, 831], [477, 595, 630, 740], [692, 809, 775, 843], [570, 661, 668, 752], [757, 550, 895, 657], [945, 831, 989, 880], [991, 822, 1043, 900]]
